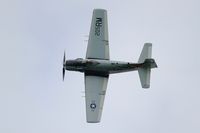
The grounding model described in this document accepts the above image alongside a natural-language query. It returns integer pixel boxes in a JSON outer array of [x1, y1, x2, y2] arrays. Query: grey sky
[[0, 0, 200, 133]]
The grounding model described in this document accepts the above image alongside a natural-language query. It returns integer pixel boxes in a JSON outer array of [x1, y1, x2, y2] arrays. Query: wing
[[86, 9, 109, 60], [84, 75, 109, 123]]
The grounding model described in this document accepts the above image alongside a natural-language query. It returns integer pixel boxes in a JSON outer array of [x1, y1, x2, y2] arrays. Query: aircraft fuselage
[[64, 58, 143, 77]]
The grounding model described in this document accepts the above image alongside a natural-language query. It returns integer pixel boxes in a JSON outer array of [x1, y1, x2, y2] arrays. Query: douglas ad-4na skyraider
[[62, 9, 157, 123]]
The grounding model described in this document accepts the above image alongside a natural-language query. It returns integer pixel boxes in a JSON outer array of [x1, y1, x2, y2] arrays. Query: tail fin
[[138, 43, 157, 88]]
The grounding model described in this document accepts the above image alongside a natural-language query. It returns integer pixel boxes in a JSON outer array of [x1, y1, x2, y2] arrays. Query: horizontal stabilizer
[[138, 43, 152, 63], [138, 68, 151, 88], [138, 43, 157, 88]]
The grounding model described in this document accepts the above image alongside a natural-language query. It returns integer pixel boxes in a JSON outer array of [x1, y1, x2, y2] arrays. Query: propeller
[[62, 51, 66, 81]]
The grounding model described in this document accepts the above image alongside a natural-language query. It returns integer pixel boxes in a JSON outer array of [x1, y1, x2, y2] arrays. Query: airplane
[[62, 9, 157, 123]]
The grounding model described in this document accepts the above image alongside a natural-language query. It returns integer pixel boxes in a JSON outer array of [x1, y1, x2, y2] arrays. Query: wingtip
[[144, 43, 152, 47], [87, 120, 100, 123], [93, 8, 107, 12], [142, 84, 150, 88]]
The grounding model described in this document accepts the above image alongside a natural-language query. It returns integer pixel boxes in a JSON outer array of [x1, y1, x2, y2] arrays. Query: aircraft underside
[[64, 59, 142, 74], [62, 9, 157, 123]]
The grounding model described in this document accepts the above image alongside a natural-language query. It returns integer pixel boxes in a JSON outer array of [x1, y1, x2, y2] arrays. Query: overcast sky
[[1, 0, 200, 133]]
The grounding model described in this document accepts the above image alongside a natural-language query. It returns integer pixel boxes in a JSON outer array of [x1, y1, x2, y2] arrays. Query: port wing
[[86, 9, 109, 60], [84, 75, 109, 123]]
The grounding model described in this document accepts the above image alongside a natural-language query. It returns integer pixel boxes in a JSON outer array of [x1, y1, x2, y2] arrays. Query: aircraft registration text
[[95, 18, 102, 36]]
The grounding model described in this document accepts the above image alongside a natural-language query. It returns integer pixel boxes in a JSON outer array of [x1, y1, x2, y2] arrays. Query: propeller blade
[[63, 51, 66, 64], [62, 68, 65, 81], [62, 51, 66, 81]]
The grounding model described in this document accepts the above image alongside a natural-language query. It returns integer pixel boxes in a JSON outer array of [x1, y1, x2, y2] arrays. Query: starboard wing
[[84, 75, 109, 123], [86, 9, 109, 60]]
